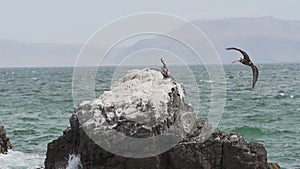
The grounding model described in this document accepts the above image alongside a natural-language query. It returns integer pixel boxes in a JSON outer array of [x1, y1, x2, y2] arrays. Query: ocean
[[0, 64, 299, 169]]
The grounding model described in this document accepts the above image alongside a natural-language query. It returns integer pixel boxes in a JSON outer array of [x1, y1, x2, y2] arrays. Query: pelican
[[160, 58, 169, 78], [226, 47, 259, 88]]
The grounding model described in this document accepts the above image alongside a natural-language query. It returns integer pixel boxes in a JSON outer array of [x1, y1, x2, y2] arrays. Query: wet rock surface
[[45, 69, 278, 169], [0, 125, 13, 154], [267, 162, 280, 169]]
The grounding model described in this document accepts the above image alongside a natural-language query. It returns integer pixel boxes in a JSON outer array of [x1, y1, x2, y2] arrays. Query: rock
[[267, 162, 280, 169], [0, 125, 13, 154], [45, 69, 278, 169]]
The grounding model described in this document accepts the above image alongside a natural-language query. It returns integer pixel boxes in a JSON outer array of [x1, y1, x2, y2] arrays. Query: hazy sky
[[1, 0, 300, 44], [1, 0, 300, 67]]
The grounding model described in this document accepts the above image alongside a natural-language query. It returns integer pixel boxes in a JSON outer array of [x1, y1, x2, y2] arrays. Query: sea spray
[[0, 150, 44, 169], [66, 154, 82, 169]]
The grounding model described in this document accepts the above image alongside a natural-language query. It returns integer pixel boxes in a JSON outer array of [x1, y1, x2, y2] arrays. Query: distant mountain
[[108, 16, 300, 65], [0, 39, 81, 67], [1, 17, 300, 67], [196, 17, 300, 63]]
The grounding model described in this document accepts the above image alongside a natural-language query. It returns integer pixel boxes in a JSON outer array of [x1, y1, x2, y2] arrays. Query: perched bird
[[160, 58, 169, 78], [226, 47, 259, 88]]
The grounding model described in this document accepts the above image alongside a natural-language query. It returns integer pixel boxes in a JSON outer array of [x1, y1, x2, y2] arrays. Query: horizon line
[[1, 62, 300, 69]]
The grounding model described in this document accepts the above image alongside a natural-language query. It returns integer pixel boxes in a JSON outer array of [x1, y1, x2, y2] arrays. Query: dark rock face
[[0, 125, 13, 154], [45, 118, 268, 169], [45, 69, 275, 169]]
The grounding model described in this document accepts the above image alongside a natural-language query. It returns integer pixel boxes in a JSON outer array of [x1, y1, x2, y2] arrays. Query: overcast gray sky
[[1, 0, 300, 67], [1, 0, 300, 44]]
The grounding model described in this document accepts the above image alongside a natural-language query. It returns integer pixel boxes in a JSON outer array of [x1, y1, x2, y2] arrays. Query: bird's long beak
[[232, 59, 240, 64]]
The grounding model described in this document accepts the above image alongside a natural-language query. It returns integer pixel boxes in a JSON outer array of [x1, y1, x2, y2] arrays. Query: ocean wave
[[12, 129, 38, 135], [232, 126, 264, 136], [0, 150, 44, 169], [268, 129, 296, 135], [19, 117, 39, 122], [279, 162, 300, 169], [199, 79, 214, 83]]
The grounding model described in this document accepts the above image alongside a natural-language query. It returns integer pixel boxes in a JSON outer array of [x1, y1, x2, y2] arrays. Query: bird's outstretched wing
[[251, 64, 259, 88], [226, 47, 250, 62]]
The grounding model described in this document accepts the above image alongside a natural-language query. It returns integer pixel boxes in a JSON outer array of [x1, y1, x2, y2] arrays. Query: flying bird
[[226, 47, 259, 88], [160, 58, 169, 78]]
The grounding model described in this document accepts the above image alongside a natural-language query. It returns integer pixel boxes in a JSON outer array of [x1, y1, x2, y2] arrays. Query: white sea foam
[[0, 150, 44, 169], [280, 162, 300, 169], [66, 154, 82, 169], [200, 80, 214, 83]]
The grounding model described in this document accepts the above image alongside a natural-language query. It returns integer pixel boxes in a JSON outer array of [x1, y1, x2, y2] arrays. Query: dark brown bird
[[226, 47, 259, 88], [160, 58, 169, 78]]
